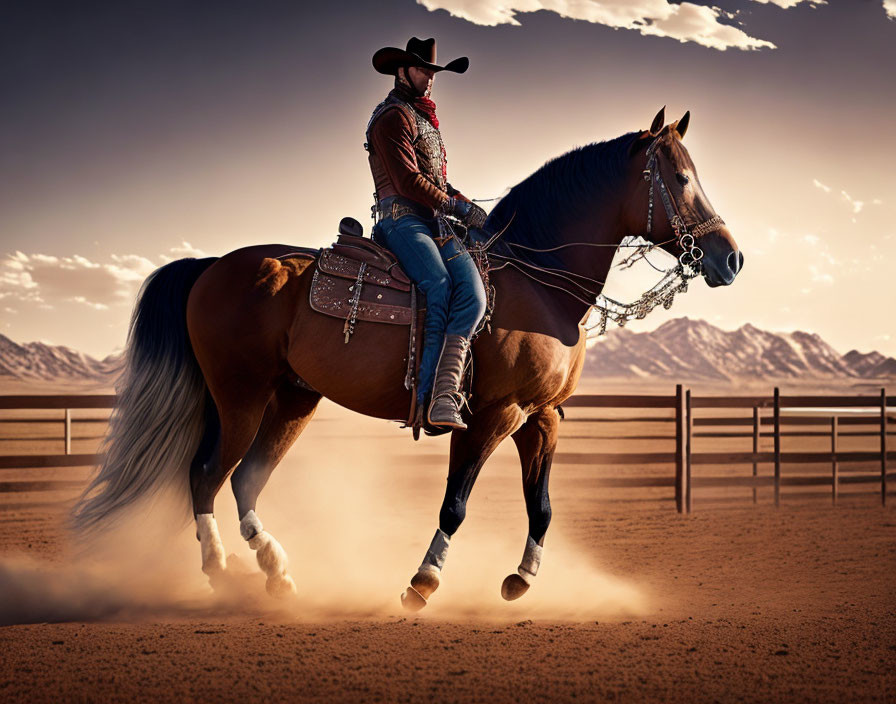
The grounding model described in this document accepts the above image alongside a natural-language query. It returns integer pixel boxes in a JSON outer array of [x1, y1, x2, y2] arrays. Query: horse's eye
[[676, 172, 690, 186]]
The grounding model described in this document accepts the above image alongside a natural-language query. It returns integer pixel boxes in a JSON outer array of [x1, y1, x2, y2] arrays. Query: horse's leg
[[401, 404, 525, 611], [502, 407, 560, 600], [191, 386, 273, 582], [230, 384, 321, 597]]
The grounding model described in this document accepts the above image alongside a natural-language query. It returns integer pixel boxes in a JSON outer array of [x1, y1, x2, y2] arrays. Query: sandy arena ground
[[1, 390, 894, 702]]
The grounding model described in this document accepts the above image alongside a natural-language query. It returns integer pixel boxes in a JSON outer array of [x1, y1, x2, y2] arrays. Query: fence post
[[64, 409, 72, 456], [685, 388, 693, 514], [773, 387, 781, 508], [882, 388, 888, 507], [831, 416, 838, 506], [675, 384, 684, 513], [752, 406, 759, 504]]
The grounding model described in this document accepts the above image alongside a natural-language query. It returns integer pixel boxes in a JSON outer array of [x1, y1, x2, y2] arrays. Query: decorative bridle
[[476, 135, 728, 336], [642, 137, 725, 270]]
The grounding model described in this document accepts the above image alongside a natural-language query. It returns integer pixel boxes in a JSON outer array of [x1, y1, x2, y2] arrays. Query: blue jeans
[[376, 215, 487, 403]]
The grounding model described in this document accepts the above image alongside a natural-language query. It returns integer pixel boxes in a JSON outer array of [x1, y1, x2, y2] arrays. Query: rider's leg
[[378, 215, 451, 404], [427, 236, 487, 429], [442, 235, 487, 337]]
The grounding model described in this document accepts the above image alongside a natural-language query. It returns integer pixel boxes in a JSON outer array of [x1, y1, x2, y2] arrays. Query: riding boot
[[426, 334, 471, 430]]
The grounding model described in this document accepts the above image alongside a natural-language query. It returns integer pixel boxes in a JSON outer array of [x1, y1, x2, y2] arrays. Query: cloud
[[808, 264, 833, 285], [840, 190, 864, 214], [161, 241, 209, 262], [885, 0, 896, 20], [751, 0, 823, 7], [814, 180, 870, 215], [0, 252, 153, 309], [417, 0, 777, 50], [69, 296, 110, 311], [0, 243, 206, 310]]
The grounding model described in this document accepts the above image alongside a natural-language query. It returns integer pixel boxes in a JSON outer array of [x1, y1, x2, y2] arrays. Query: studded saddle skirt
[[307, 227, 424, 327]]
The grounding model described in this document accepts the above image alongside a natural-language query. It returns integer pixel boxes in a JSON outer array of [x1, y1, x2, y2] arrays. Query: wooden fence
[[0, 388, 893, 512], [0, 394, 115, 495], [562, 386, 894, 512]]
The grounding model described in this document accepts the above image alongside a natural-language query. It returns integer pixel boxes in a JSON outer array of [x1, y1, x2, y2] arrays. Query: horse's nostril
[[727, 250, 742, 275]]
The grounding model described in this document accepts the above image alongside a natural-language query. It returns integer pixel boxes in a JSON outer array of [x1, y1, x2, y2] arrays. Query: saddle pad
[[309, 267, 420, 326]]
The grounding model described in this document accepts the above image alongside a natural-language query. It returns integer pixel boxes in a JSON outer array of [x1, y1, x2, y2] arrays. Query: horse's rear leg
[[231, 384, 321, 597], [401, 404, 524, 611], [191, 386, 273, 581], [502, 407, 560, 600]]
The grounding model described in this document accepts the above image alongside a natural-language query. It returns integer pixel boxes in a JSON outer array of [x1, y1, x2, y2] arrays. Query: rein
[[477, 137, 726, 335]]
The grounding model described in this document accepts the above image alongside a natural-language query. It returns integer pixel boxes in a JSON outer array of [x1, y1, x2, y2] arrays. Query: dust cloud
[[0, 402, 648, 625]]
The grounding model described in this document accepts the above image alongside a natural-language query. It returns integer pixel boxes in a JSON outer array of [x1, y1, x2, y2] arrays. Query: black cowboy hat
[[372, 37, 469, 76]]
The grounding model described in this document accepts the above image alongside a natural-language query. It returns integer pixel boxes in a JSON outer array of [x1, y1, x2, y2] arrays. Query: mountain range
[[0, 334, 119, 381], [583, 318, 896, 381], [1, 319, 894, 384]]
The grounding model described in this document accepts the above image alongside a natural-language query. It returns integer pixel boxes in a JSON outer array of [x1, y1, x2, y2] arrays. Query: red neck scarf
[[412, 96, 439, 128], [391, 85, 439, 128]]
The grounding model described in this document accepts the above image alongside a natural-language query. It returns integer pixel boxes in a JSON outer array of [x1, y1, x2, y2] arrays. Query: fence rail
[[0, 389, 892, 512]]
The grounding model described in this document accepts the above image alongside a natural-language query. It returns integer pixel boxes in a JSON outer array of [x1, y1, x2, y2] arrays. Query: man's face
[[407, 66, 435, 96]]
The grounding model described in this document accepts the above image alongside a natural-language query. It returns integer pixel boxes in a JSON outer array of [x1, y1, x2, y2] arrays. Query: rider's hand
[[443, 196, 487, 229]]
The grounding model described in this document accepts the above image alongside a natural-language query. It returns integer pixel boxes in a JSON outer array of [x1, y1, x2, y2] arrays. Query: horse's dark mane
[[485, 131, 639, 269]]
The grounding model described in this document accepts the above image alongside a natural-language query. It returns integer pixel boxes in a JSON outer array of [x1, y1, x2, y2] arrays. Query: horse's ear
[[649, 106, 665, 135], [674, 110, 690, 139]]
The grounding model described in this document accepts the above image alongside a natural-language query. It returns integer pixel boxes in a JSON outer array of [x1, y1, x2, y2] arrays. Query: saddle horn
[[338, 216, 364, 238]]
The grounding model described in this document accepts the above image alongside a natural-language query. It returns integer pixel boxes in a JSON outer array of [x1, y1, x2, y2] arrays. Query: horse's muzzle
[[703, 249, 743, 288]]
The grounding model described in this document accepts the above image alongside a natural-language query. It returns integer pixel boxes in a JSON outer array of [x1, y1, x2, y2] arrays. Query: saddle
[[309, 217, 423, 330]]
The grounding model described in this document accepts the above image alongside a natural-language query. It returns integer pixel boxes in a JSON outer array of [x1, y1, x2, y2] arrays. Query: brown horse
[[73, 108, 742, 609]]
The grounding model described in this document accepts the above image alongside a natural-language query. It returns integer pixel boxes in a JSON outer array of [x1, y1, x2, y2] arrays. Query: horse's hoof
[[501, 573, 530, 601], [400, 585, 427, 612], [266, 573, 297, 598], [410, 568, 440, 599]]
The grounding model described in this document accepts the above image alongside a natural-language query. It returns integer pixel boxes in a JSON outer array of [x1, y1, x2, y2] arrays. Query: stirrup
[[412, 401, 451, 438]]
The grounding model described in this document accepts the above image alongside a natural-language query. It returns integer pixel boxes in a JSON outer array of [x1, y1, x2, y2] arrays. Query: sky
[[1, 0, 894, 359]]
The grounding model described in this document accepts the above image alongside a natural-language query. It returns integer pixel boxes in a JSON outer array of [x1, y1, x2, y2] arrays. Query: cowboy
[[366, 37, 488, 431]]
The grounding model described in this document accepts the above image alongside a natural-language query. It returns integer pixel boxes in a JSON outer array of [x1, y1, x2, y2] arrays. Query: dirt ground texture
[[1, 393, 895, 702]]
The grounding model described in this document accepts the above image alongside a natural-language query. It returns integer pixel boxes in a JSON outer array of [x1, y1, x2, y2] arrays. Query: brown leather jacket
[[366, 94, 458, 217]]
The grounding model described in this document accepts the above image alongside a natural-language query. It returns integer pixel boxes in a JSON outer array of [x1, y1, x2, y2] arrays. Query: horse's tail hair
[[71, 256, 218, 535]]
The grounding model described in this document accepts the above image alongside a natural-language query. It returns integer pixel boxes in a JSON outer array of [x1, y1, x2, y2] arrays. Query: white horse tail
[[71, 257, 218, 535]]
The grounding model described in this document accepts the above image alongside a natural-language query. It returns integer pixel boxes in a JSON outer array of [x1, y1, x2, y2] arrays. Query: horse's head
[[626, 107, 743, 287]]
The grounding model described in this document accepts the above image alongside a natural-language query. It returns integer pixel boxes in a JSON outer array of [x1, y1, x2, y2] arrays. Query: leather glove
[[442, 196, 487, 229]]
